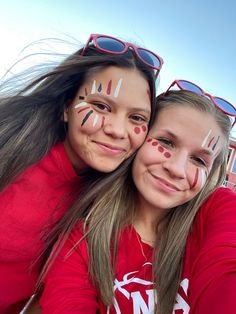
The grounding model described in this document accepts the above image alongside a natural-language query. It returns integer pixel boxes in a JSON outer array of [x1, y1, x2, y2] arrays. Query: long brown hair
[[0, 43, 156, 191], [40, 90, 231, 313]]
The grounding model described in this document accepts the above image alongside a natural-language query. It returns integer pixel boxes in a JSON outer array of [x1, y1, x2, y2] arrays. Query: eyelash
[[191, 156, 207, 167], [131, 115, 148, 124], [157, 138, 174, 148], [91, 102, 111, 112]]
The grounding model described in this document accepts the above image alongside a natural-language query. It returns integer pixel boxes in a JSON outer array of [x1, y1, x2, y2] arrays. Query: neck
[[133, 197, 167, 246]]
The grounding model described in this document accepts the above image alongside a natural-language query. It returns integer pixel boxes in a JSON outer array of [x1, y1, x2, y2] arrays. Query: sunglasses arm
[[80, 35, 93, 56]]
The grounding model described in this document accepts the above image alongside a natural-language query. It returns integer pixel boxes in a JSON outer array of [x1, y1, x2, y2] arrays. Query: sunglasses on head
[[81, 34, 164, 78], [166, 79, 236, 127]]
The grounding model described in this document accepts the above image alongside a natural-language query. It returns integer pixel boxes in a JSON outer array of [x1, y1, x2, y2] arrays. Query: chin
[[91, 163, 119, 173]]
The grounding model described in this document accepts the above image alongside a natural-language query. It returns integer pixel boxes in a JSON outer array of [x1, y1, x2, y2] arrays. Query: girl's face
[[132, 105, 224, 213], [64, 66, 151, 172]]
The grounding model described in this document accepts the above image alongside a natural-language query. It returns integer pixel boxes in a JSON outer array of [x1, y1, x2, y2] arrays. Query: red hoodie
[[40, 187, 236, 313], [0, 143, 81, 313]]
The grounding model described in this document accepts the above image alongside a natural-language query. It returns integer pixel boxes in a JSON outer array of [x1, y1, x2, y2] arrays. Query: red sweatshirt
[[0, 143, 81, 314], [40, 187, 236, 314]]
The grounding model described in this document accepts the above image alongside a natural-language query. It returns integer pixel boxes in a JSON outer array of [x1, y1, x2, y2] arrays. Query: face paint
[[106, 80, 112, 95], [101, 116, 105, 128], [201, 129, 212, 147], [93, 114, 99, 127], [74, 101, 88, 109], [114, 78, 123, 97], [212, 136, 220, 151], [142, 125, 147, 132], [81, 110, 93, 126], [200, 169, 208, 189], [134, 127, 140, 134], [98, 83, 102, 92], [190, 168, 199, 189], [147, 138, 172, 158], [207, 137, 215, 148], [91, 80, 96, 94], [164, 152, 171, 158], [134, 125, 148, 135]]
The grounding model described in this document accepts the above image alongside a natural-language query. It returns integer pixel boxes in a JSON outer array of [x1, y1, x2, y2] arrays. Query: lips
[[93, 140, 127, 154], [150, 172, 181, 192]]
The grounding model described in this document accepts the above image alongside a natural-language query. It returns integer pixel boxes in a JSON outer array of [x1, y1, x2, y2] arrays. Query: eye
[[158, 138, 174, 148], [91, 102, 111, 112], [130, 114, 148, 124], [191, 156, 207, 167]]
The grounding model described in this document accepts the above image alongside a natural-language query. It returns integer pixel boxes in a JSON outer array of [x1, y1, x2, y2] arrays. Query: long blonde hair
[[40, 90, 231, 313]]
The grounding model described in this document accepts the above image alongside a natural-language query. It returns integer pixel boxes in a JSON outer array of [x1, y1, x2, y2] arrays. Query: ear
[[64, 107, 69, 122]]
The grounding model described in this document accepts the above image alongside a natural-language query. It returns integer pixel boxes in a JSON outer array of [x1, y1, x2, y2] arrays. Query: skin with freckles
[[64, 66, 151, 173], [132, 105, 224, 219]]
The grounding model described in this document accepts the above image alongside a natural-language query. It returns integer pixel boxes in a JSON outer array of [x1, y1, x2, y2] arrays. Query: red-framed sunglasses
[[81, 34, 164, 78], [166, 79, 236, 127]]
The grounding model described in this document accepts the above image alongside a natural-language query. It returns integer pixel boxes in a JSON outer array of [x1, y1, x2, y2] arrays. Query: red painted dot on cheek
[[147, 138, 152, 142], [158, 146, 164, 152], [164, 152, 171, 158], [152, 141, 158, 146], [134, 127, 141, 134], [142, 125, 147, 132]]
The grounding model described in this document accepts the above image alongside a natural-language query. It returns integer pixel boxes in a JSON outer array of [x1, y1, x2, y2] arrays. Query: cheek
[[75, 105, 106, 134], [143, 137, 172, 161], [137, 138, 171, 163], [129, 125, 148, 150], [189, 167, 208, 191]]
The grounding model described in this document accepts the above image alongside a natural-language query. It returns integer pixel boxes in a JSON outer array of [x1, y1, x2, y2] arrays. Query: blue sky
[[0, 0, 235, 136]]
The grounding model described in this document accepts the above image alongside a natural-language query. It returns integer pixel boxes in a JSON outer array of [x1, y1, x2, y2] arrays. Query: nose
[[163, 152, 187, 179], [103, 115, 128, 139]]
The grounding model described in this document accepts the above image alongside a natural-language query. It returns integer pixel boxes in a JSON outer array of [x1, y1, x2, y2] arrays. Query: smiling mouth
[[150, 172, 181, 192], [93, 140, 127, 154]]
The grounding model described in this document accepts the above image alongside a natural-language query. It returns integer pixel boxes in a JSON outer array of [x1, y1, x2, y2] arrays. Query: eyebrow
[[86, 93, 151, 113], [163, 130, 214, 157]]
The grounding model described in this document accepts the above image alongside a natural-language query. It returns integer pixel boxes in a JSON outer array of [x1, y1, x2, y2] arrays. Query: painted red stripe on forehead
[[106, 80, 112, 95], [207, 137, 215, 148]]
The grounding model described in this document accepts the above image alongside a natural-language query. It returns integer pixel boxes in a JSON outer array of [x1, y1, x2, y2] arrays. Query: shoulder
[[199, 187, 236, 215], [192, 187, 236, 245]]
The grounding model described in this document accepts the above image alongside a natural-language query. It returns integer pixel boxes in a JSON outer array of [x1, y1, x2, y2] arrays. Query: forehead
[[82, 66, 149, 92]]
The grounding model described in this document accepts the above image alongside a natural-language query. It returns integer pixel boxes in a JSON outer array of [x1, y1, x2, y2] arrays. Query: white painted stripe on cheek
[[201, 129, 212, 147], [93, 114, 99, 127], [91, 80, 96, 94], [114, 78, 123, 98], [74, 101, 88, 109], [200, 169, 207, 189]]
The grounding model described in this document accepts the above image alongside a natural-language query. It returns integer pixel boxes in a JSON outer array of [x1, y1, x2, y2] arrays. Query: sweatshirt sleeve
[[40, 226, 98, 314], [189, 188, 236, 314]]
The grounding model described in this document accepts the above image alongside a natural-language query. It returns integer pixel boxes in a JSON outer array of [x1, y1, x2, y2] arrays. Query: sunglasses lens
[[178, 80, 202, 94], [96, 37, 125, 53], [137, 48, 161, 69], [213, 97, 236, 116]]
